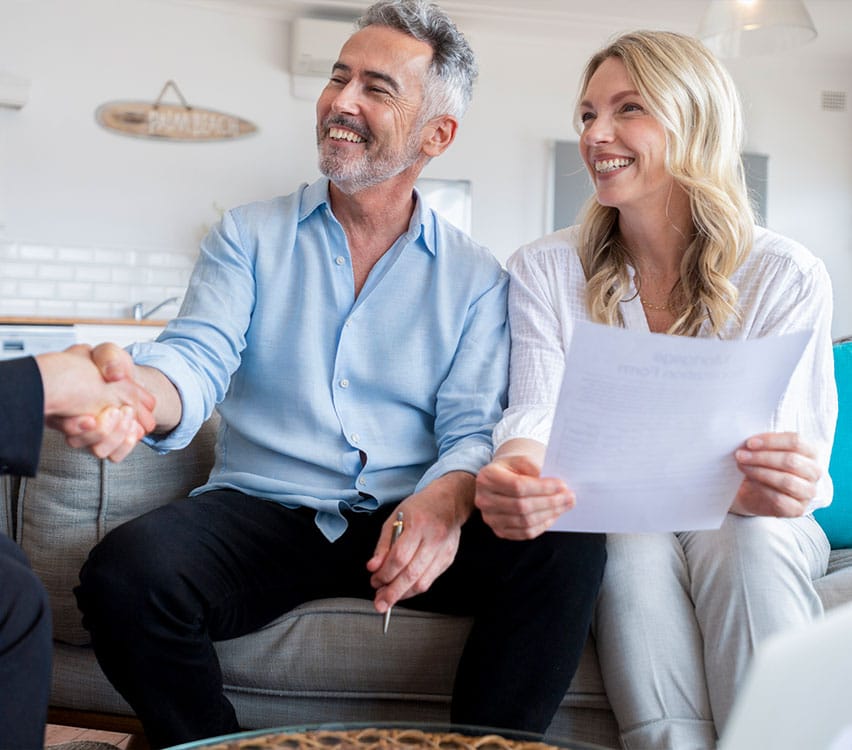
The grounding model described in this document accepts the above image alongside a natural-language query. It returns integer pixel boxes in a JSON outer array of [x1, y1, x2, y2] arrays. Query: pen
[[383, 511, 405, 635]]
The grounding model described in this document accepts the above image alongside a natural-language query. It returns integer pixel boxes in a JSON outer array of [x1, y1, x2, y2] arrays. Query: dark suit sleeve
[[0, 357, 44, 476]]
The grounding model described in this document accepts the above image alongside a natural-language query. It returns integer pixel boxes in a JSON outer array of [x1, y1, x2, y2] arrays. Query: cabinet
[[0, 320, 164, 361]]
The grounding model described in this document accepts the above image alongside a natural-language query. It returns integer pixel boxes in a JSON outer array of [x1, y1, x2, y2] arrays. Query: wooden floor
[[44, 723, 136, 749]]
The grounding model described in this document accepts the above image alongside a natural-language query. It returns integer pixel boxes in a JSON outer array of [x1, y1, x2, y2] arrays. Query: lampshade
[[698, 0, 818, 58]]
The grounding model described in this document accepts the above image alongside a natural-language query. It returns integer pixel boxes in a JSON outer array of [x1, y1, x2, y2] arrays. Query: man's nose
[[329, 81, 360, 115]]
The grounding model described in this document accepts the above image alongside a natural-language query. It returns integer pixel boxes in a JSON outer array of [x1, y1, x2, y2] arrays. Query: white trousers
[[592, 514, 829, 750]]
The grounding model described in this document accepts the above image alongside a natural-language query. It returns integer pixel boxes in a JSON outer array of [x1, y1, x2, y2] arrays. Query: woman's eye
[[580, 111, 595, 124], [622, 103, 643, 113]]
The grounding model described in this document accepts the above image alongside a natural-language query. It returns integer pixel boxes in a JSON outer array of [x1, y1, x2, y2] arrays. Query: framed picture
[[417, 178, 472, 234]]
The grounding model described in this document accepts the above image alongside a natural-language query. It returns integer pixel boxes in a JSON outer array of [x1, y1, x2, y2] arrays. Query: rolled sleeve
[[416, 270, 509, 489], [133, 210, 256, 452]]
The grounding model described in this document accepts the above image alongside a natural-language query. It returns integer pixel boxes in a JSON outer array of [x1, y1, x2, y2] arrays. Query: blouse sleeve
[[492, 242, 578, 448], [759, 256, 837, 511]]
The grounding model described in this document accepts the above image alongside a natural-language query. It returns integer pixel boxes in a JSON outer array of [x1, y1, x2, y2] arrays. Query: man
[[71, 2, 606, 747], [0, 346, 154, 750]]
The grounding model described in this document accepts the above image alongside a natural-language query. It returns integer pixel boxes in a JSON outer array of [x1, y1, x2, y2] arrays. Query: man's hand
[[731, 432, 822, 517], [37, 343, 156, 463], [475, 438, 574, 540], [367, 471, 474, 614]]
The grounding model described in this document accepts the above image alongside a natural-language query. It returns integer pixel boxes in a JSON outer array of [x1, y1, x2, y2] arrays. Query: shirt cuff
[[129, 341, 208, 452], [415, 440, 493, 491], [492, 405, 555, 450]]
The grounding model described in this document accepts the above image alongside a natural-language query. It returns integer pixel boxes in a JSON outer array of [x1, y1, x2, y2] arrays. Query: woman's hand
[[731, 432, 822, 517], [475, 440, 574, 540]]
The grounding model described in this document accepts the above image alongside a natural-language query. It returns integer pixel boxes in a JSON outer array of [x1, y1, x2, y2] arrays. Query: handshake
[[36, 342, 158, 463]]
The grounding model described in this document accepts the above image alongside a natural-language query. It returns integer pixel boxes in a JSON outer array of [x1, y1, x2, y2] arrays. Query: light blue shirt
[[131, 178, 509, 541]]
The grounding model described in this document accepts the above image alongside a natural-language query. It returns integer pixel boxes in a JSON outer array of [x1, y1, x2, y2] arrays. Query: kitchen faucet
[[131, 296, 180, 321]]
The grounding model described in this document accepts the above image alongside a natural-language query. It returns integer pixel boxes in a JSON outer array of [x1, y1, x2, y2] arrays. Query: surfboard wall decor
[[96, 80, 257, 142]]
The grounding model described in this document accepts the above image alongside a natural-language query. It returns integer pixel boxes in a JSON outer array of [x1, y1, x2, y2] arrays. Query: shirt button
[[358, 478, 367, 487], [351, 433, 360, 444], [339, 378, 349, 388], [335, 256, 345, 266]]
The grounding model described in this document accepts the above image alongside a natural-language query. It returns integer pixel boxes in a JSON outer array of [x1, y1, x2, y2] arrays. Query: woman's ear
[[421, 114, 459, 158]]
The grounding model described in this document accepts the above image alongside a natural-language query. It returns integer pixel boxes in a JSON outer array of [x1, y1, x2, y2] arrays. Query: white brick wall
[[0, 241, 195, 319]]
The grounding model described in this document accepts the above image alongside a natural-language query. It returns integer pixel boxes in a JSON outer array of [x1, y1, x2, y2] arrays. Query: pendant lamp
[[698, 0, 818, 58]]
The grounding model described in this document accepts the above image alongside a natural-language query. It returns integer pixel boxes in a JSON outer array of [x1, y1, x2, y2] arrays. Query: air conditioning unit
[[0, 71, 30, 109], [290, 17, 355, 77]]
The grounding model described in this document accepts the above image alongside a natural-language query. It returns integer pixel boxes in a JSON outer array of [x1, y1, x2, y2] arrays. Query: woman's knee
[[683, 515, 809, 582], [599, 533, 687, 600]]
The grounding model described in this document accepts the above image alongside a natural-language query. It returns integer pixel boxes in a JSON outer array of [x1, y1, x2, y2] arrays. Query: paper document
[[543, 321, 811, 533]]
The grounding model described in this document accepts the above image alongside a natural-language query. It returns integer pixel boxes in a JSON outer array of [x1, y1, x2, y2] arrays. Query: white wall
[[0, 0, 317, 252], [1, 0, 850, 333], [728, 54, 852, 337]]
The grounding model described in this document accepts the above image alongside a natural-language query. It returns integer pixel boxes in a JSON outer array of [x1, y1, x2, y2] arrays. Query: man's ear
[[421, 114, 458, 158]]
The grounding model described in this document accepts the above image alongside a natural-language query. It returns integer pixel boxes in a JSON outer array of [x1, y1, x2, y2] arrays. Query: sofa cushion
[[814, 340, 852, 549], [16, 416, 219, 645]]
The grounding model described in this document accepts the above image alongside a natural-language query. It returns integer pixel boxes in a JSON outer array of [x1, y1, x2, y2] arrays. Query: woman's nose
[[583, 115, 614, 144]]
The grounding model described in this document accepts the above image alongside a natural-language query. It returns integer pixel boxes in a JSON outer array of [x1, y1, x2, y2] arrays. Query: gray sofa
[[3, 417, 852, 750]]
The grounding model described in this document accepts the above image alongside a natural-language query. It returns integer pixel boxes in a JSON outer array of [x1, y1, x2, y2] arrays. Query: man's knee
[[543, 531, 607, 580], [76, 511, 174, 624]]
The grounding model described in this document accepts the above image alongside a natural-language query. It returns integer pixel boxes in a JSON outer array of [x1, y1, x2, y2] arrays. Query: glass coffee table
[[165, 722, 611, 750]]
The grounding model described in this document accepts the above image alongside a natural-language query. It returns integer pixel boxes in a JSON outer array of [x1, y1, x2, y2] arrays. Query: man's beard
[[317, 115, 424, 195]]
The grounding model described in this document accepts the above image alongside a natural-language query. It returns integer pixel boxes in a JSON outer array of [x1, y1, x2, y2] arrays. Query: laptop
[[719, 600, 852, 750]]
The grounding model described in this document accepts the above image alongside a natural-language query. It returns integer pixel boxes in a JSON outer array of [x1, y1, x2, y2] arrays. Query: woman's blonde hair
[[574, 30, 754, 336]]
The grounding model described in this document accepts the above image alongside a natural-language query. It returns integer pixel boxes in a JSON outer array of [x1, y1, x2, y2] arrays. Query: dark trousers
[[75, 490, 605, 749], [0, 533, 52, 750]]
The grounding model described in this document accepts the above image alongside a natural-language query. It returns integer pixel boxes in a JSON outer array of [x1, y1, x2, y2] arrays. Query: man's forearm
[[134, 364, 183, 434], [422, 470, 476, 525]]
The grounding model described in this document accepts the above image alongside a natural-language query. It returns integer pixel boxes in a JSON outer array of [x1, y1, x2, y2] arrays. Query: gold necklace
[[640, 297, 672, 312]]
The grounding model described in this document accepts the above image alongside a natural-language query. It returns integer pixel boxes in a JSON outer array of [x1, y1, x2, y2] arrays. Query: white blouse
[[493, 225, 838, 510]]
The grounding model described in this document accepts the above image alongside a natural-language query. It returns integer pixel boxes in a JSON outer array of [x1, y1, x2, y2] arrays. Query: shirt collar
[[299, 177, 332, 222], [299, 177, 436, 257]]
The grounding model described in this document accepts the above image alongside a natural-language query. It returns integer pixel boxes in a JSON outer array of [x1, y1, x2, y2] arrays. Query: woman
[[475, 31, 837, 750]]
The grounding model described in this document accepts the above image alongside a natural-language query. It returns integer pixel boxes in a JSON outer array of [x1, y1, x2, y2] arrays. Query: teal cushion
[[814, 340, 852, 548]]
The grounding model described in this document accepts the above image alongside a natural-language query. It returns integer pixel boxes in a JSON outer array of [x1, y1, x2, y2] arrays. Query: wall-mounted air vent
[[290, 18, 355, 78], [821, 90, 847, 112]]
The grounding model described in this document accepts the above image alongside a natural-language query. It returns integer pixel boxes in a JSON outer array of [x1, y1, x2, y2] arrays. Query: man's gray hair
[[357, 0, 478, 119]]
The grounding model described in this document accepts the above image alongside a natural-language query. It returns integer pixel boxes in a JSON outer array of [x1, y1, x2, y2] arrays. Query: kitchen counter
[[0, 316, 167, 327], [0, 318, 167, 358]]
